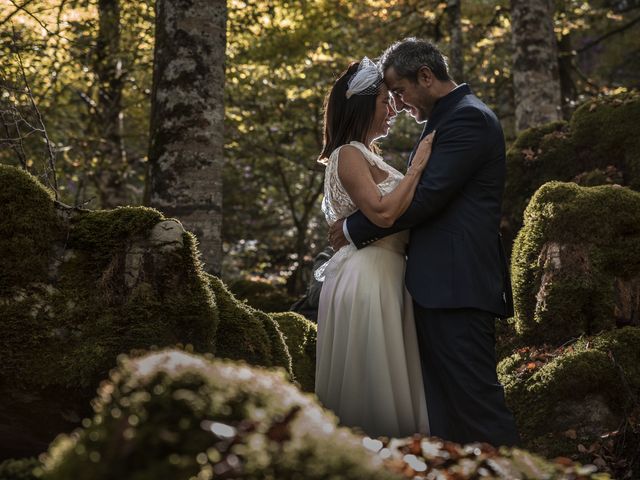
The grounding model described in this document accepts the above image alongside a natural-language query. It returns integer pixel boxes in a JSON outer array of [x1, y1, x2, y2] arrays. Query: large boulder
[[40, 350, 605, 480], [0, 166, 297, 459], [503, 91, 640, 253], [0, 166, 219, 458], [498, 327, 640, 466], [511, 181, 640, 345]]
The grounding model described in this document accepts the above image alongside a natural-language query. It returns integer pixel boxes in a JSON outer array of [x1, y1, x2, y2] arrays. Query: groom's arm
[[346, 106, 489, 248]]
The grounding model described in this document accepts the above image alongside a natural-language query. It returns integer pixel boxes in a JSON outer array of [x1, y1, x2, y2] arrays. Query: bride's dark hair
[[318, 62, 379, 164]]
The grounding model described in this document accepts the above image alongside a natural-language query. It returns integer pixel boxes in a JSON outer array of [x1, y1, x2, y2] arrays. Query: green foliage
[[0, 458, 39, 480], [41, 349, 400, 480], [511, 181, 640, 344], [271, 311, 317, 392], [229, 278, 296, 312], [498, 327, 640, 459]]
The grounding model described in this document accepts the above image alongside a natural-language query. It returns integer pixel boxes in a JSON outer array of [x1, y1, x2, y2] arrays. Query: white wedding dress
[[315, 141, 429, 438]]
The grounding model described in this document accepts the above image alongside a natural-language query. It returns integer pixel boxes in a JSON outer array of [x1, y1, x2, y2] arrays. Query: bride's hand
[[407, 131, 435, 176]]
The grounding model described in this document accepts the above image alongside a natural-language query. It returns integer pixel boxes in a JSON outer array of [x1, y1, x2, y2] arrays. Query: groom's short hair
[[380, 38, 451, 82]]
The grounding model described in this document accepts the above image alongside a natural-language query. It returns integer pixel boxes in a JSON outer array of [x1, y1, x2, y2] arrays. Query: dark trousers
[[413, 303, 520, 446]]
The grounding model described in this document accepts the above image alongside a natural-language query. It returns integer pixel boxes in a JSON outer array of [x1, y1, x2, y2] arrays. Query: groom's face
[[384, 66, 435, 124]]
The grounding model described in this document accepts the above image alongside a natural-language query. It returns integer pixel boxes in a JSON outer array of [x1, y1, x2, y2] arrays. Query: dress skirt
[[315, 232, 429, 438]]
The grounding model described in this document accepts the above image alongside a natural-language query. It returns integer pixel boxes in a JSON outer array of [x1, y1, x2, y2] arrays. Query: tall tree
[[146, 0, 226, 274], [446, 0, 464, 82], [510, 0, 562, 131], [93, 0, 128, 208]]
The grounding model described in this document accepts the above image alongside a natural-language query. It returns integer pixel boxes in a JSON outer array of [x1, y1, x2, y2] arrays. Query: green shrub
[[229, 278, 296, 313]]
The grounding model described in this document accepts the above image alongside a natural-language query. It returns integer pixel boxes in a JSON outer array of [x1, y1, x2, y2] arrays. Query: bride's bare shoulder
[[336, 143, 368, 165]]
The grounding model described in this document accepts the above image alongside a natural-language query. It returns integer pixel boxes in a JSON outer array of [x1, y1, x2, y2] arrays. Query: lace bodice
[[321, 141, 404, 225]]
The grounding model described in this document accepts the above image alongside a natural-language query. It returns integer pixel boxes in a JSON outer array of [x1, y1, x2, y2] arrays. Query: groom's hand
[[328, 219, 348, 250]]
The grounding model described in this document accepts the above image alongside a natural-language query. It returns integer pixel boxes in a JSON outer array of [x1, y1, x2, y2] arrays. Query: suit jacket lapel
[[407, 84, 471, 169]]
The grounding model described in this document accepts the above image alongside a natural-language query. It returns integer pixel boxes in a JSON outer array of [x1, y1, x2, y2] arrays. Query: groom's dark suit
[[345, 84, 519, 446]]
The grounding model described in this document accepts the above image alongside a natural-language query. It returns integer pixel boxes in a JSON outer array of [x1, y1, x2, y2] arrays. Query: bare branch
[[577, 14, 640, 54], [0, 0, 37, 26], [1, 108, 28, 169], [13, 29, 59, 198]]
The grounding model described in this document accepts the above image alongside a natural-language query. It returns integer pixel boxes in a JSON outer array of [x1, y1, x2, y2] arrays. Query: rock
[[40, 349, 606, 480], [206, 274, 292, 374], [0, 166, 218, 459], [271, 311, 317, 392], [40, 350, 399, 480], [498, 327, 640, 460], [502, 91, 640, 254], [511, 181, 640, 344]]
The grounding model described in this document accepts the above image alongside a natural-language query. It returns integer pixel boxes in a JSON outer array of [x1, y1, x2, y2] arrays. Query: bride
[[315, 57, 433, 437]]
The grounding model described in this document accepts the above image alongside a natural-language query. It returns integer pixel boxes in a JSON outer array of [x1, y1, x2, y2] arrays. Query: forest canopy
[[1, 0, 638, 294]]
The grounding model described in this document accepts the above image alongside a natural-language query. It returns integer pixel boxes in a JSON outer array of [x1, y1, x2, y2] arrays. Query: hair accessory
[[345, 56, 383, 99]]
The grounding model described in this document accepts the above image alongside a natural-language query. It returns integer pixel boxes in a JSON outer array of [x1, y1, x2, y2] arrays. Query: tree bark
[[94, 0, 128, 208], [146, 0, 226, 275], [446, 0, 464, 82], [510, 0, 562, 132]]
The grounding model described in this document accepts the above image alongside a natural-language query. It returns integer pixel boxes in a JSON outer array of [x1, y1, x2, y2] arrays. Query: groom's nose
[[391, 93, 407, 113], [386, 103, 396, 118]]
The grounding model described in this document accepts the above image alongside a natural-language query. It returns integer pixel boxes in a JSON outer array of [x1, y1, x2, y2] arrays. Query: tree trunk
[[510, 0, 562, 132], [146, 0, 226, 275], [94, 0, 128, 208], [446, 0, 464, 82], [558, 33, 577, 119]]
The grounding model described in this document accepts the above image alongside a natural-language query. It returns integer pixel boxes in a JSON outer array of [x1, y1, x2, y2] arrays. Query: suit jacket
[[345, 84, 513, 318]]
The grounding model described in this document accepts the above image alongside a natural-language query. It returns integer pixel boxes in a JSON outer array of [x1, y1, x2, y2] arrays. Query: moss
[[270, 311, 317, 392], [2, 209, 218, 391], [0, 165, 63, 293], [41, 349, 400, 480], [511, 181, 640, 344], [503, 92, 640, 253], [206, 274, 292, 376], [229, 278, 297, 313], [0, 167, 219, 457], [0, 458, 39, 480], [499, 327, 640, 459], [570, 92, 640, 190]]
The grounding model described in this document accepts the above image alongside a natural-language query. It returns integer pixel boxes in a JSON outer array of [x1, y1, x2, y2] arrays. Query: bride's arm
[[337, 132, 434, 228]]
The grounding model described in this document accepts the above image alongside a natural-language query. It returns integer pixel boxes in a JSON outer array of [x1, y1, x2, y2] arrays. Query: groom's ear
[[416, 66, 433, 87]]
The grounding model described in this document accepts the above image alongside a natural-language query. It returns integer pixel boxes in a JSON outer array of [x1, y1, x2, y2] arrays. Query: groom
[[329, 38, 519, 446]]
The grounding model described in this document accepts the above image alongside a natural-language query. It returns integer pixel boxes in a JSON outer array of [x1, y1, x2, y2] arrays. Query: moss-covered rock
[[41, 349, 399, 480], [503, 91, 640, 253], [511, 181, 640, 344], [0, 166, 219, 458], [229, 278, 297, 313], [271, 311, 316, 392], [498, 327, 640, 461], [41, 349, 607, 480], [0, 458, 39, 480], [206, 274, 292, 375]]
